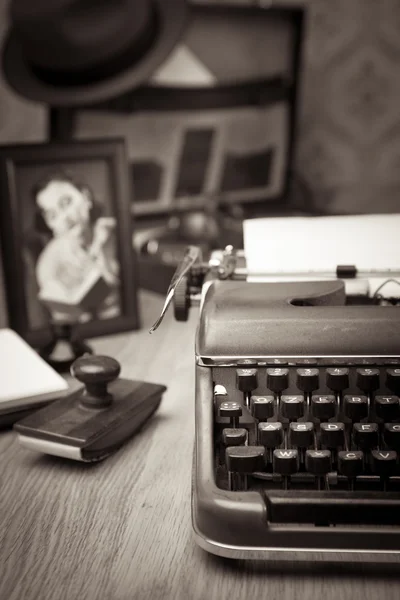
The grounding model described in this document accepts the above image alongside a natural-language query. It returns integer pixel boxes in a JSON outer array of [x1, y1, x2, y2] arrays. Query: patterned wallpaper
[[0, 0, 399, 216], [296, 0, 400, 214]]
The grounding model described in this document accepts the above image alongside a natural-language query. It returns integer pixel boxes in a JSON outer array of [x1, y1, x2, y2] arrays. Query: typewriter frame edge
[[192, 364, 400, 560]]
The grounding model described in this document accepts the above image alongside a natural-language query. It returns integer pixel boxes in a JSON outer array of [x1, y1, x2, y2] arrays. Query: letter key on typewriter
[[151, 246, 400, 560]]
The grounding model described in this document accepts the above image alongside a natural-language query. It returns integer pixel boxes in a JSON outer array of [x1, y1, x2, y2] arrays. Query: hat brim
[[2, 0, 188, 106]]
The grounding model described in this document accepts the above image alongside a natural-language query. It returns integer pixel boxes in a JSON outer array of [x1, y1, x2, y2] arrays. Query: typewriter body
[[152, 246, 400, 560]]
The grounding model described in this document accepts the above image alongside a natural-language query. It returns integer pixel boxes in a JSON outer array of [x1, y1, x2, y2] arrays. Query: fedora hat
[[2, 0, 187, 106]]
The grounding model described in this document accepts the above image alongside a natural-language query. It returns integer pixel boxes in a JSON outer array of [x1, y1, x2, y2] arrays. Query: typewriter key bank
[[191, 276, 400, 560]]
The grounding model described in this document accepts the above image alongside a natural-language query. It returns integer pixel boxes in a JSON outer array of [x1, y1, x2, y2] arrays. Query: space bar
[[265, 491, 400, 525]]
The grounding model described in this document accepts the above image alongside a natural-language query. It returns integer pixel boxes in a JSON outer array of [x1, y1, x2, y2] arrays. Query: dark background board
[[50, 4, 304, 219]]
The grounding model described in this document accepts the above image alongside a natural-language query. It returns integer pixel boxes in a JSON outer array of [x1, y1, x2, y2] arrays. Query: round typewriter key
[[371, 450, 398, 478], [311, 395, 336, 420], [353, 422, 379, 449], [281, 395, 304, 420], [266, 368, 289, 393], [222, 428, 247, 446], [236, 369, 258, 392], [338, 451, 364, 478], [386, 369, 400, 394], [305, 449, 332, 476], [296, 368, 319, 393], [289, 422, 314, 448], [220, 427, 247, 464], [219, 401, 242, 418], [375, 396, 400, 421], [320, 422, 345, 448], [383, 423, 400, 451], [356, 368, 380, 393], [343, 395, 368, 421], [326, 367, 349, 392], [225, 446, 265, 473], [218, 401, 242, 428], [225, 446, 266, 491], [250, 396, 274, 420], [273, 449, 298, 476], [258, 421, 283, 448]]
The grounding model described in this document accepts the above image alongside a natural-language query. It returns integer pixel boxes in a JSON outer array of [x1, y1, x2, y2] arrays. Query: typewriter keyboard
[[213, 358, 400, 525]]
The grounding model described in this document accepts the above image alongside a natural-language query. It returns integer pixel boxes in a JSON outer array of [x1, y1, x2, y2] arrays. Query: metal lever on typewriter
[[149, 245, 203, 333], [149, 245, 242, 332]]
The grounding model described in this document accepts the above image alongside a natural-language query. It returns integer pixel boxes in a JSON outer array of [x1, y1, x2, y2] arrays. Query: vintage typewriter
[[151, 245, 400, 561]]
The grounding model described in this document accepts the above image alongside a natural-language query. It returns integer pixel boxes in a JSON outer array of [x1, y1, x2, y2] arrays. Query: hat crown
[[10, 0, 152, 71]]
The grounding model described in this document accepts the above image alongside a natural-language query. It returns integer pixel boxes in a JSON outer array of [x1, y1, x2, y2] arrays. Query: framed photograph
[[0, 139, 139, 347]]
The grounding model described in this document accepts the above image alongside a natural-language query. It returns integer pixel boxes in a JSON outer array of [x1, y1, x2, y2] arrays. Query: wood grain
[[1, 291, 400, 600]]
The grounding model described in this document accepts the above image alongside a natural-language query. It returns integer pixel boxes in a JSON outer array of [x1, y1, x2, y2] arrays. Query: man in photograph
[[33, 173, 121, 322]]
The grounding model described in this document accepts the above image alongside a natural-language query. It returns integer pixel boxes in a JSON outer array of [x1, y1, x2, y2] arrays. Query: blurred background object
[[1, 0, 399, 215], [1, 0, 400, 296], [2, 0, 187, 105]]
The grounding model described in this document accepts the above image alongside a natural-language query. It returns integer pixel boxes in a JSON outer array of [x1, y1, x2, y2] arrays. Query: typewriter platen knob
[[173, 275, 190, 321]]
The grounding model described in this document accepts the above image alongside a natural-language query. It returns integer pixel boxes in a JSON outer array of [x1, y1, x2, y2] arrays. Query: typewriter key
[[296, 368, 319, 393], [344, 395, 369, 422], [320, 422, 346, 465], [371, 450, 398, 490], [387, 369, 400, 394], [338, 450, 364, 490], [273, 449, 298, 489], [218, 401, 242, 428], [326, 367, 349, 392], [311, 395, 336, 421], [353, 422, 379, 450], [225, 446, 265, 490], [258, 421, 283, 464], [305, 449, 332, 490], [250, 393, 274, 419], [289, 422, 314, 448], [356, 368, 380, 393], [375, 396, 400, 421], [222, 428, 247, 447], [236, 368, 258, 408], [384, 423, 400, 450], [281, 395, 304, 420], [266, 368, 289, 394]]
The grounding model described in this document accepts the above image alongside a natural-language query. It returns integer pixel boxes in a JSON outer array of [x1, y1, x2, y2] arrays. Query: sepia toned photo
[[0, 140, 139, 345]]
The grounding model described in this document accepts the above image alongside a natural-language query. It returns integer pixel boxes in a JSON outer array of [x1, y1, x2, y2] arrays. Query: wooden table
[[1, 291, 400, 600]]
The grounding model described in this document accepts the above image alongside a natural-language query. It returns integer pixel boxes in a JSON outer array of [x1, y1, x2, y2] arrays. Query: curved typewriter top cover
[[196, 280, 400, 360]]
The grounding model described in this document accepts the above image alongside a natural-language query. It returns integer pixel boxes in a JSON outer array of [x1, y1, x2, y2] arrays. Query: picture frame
[[0, 139, 140, 347]]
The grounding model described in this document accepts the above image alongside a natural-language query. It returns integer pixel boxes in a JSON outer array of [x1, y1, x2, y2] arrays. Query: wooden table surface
[[1, 290, 400, 600]]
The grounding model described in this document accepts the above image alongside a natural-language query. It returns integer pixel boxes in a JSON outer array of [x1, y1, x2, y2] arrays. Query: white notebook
[[0, 329, 69, 414]]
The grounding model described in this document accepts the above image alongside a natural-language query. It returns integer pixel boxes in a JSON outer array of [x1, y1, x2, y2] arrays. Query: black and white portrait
[[0, 140, 139, 343]]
